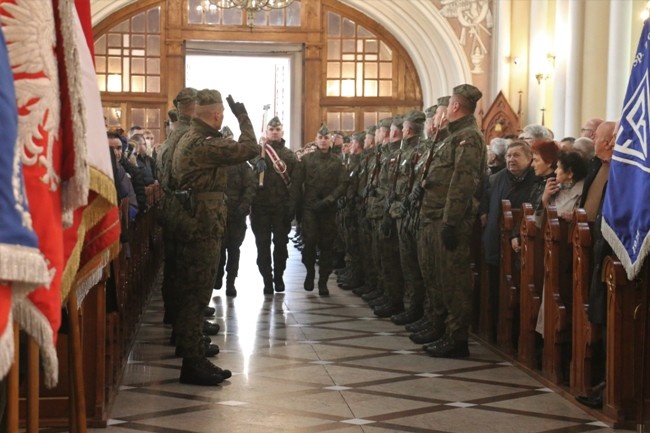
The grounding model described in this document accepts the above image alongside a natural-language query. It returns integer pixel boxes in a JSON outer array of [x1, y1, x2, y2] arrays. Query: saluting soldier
[[250, 117, 299, 295], [294, 124, 348, 296], [170, 89, 259, 385], [214, 126, 257, 297], [416, 85, 487, 358]]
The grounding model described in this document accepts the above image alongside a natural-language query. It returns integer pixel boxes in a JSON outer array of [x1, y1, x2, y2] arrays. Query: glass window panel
[[96, 74, 106, 92], [123, 49, 130, 56], [147, 7, 160, 33], [108, 57, 121, 74], [364, 80, 377, 97], [358, 26, 373, 38], [342, 39, 355, 53], [341, 79, 355, 97], [379, 80, 392, 97], [365, 62, 377, 79], [342, 112, 355, 130], [326, 80, 340, 97], [269, 9, 283, 26], [206, 7, 220, 25], [363, 112, 377, 128], [365, 54, 377, 61], [147, 35, 160, 56], [327, 40, 340, 60], [146, 58, 160, 74], [252, 10, 266, 26], [146, 108, 160, 127], [114, 20, 129, 33], [327, 62, 340, 79], [103, 106, 123, 127], [108, 48, 121, 55], [342, 18, 355, 37], [356, 62, 363, 79], [131, 58, 145, 74], [379, 62, 392, 79], [356, 71, 363, 96], [327, 12, 340, 37], [342, 54, 354, 61], [223, 8, 243, 25], [341, 62, 354, 79], [357, 54, 363, 61], [95, 57, 106, 73], [122, 34, 130, 48], [188, 0, 203, 24], [379, 111, 392, 119], [365, 39, 378, 53], [131, 12, 145, 33], [123, 58, 130, 91], [108, 34, 121, 48], [131, 108, 145, 128], [106, 74, 121, 92], [327, 112, 341, 130], [379, 42, 392, 61], [357, 40, 363, 52], [131, 75, 145, 93], [286, 1, 300, 26], [94, 36, 106, 55], [132, 34, 145, 48], [132, 49, 145, 57], [146, 76, 160, 93]]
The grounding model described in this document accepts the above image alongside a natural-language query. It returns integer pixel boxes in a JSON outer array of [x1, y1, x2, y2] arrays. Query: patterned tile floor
[[89, 230, 630, 433]]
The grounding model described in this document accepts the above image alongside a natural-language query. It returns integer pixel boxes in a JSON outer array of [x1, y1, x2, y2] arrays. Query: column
[[552, 0, 569, 137], [490, 0, 511, 101], [564, 0, 585, 137], [527, 0, 549, 126], [606, 0, 633, 120]]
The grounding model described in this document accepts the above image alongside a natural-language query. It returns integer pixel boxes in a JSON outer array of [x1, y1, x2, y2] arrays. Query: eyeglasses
[[580, 128, 593, 134], [518, 135, 533, 141]]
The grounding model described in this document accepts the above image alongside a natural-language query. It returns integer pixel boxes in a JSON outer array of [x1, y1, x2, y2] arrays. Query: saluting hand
[[226, 94, 248, 117]]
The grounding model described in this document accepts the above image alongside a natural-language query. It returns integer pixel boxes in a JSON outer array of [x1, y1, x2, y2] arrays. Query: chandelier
[[200, 0, 296, 28]]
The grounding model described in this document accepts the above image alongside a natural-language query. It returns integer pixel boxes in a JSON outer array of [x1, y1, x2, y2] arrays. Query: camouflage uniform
[[215, 162, 256, 294], [340, 146, 363, 287], [295, 146, 348, 292], [157, 88, 196, 326], [171, 97, 258, 358], [419, 104, 487, 345], [250, 138, 299, 292], [355, 144, 377, 289]]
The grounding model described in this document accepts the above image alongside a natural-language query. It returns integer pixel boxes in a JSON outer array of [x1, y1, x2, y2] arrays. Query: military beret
[[452, 84, 482, 106], [378, 117, 393, 129], [196, 88, 223, 106], [331, 130, 343, 137], [366, 125, 377, 136], [167, 108, 178, 122], [403, 110, 426, 125], [437, 96, 451, 107], [267, 116, 283, 127], [317, 123, 330, 136], [424, 105, 437, 119], [391, 115, 404, 130], [351, 131, 365, 142], [173, 87, 197, 108], [221, 125, 233, 138]]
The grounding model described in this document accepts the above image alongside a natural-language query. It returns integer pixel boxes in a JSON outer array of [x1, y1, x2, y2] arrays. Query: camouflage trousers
[[175, 237, 221, 358], [342, 208, 363, 280], [358, 214, 377, 288], [376, 216, 404, 302], [397, 218, 425, 309], [250, 205, 292, 280], [301, 208, 337, 278], [418, 218, 474, 340], [369, 218, 384, 293], [216, 214, 248, 286], [161, 232, 181, 324]]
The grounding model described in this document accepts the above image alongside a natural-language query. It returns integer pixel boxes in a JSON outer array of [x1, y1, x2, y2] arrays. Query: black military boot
[[373, 301, 404, 318], [204, 306, 216, 317], [405, 316, 432, 333], [318, 276, 330, 297], [203, 320, 220, 336], [353, 285, 374, 296], [179, 357, 231, 386], [361, 288, 384, 301], [423, 335, 469, 358], [391, 307, 423, 325], [225, 275, 237, 297], [409, 327, 444, 344], [263, 273, 274, 295], [274, 271, 285, 293], [304, 268, 315, 291]]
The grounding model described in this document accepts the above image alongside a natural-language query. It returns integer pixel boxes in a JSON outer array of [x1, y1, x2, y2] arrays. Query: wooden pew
[[518, 203, 543, 369], [542, 206, 571, 384], [570, 209, 599, 396], [497, 200, 522, 353]]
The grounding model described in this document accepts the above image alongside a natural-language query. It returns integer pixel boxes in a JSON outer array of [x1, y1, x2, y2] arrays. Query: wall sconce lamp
[[535, 72, 549, 85], [535, 53, 555, 84], [642, 1, 650, 20]]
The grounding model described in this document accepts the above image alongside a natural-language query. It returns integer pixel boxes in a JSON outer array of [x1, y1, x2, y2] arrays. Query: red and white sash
[[265, 143, 291, 187]]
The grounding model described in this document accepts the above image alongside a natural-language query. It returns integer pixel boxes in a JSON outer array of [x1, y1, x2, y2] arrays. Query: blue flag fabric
[[602, 19, 650, 280]]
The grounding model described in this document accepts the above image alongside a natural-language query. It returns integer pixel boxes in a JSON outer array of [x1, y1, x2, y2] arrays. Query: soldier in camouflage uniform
[[386, 111, 426, 326], [170, 89, 259, 385], [214, 126, 256, 297], [250, 117, 299, 295], [294, 124, 348, 296], [157, 88, 196, 329], [414, 85, 487, 358], [371, 116, 406, 317]]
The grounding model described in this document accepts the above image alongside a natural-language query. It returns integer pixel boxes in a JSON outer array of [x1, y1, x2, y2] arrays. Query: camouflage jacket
[[294, 149, 348, 212], [250, 139, 299, 211], [387, 135, 423, 218], [224, 162, 256, 218], [420, 114, 487, 225], [355, 147, 374, 199], [157, 114, 191, 191], [368, 140, 400, 219]]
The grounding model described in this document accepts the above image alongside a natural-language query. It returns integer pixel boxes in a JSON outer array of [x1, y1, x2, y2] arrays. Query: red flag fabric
[[0, 0, 65, 387], [0, 285, 11, 380]]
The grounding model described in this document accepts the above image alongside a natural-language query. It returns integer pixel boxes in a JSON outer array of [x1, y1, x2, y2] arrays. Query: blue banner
[[602, 19, 650, 280]]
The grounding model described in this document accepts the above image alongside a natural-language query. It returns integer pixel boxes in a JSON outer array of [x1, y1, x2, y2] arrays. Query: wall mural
[[438, 0, 493, 74]]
